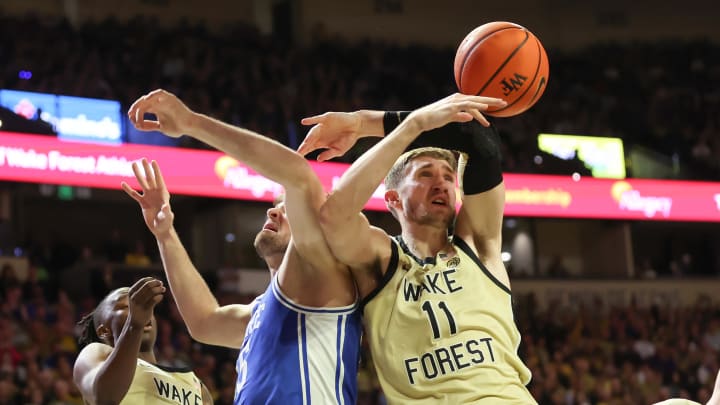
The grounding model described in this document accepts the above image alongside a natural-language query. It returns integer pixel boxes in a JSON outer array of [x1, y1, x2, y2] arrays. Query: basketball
[[454, 21, 549, 117]]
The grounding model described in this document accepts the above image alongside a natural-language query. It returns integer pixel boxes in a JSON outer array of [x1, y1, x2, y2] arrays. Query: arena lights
[[1, 131, 719, 222], [538, 133, 626, 179]]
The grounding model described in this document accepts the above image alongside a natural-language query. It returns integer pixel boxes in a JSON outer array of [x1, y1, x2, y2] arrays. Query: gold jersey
[[118, 359, 204, 405], [362, 237, 535, 404]]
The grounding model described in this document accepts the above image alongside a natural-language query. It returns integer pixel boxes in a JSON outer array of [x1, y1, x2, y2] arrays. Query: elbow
[[291, 159, 317, 191], [185, 320, 210, 344]]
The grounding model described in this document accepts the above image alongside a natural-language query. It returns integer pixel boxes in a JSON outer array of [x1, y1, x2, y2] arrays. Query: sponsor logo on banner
[[505, 187, 572, 208], [0, 145, 133, 176], [611, 181, 672, 218], [214, 156, 282, 198], [0, 90, 122, 144]]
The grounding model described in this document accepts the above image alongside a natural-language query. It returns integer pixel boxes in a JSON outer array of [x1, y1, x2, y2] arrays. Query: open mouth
[[431, 197, 448, 206], [263, 222, 278, 232]]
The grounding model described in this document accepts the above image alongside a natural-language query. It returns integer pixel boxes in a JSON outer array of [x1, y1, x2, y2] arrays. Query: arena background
[[0, 1, 719, 404]]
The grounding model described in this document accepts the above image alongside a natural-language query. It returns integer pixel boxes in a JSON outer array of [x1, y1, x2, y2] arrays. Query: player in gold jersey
[[299, 93, 536, 404], [73, 277, 212, 404]]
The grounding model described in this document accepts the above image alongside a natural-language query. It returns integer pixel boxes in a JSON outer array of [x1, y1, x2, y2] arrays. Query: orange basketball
[[454, 21, 549, 117]]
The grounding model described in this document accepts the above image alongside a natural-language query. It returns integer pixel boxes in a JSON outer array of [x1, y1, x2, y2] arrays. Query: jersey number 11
[[421, 301, 457, 339]]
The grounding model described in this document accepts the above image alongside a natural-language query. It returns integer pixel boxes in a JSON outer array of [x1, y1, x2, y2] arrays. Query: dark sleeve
[[383, 111, 503, 195]]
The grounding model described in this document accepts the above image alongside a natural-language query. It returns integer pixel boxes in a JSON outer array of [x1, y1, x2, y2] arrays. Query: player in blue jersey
[[125, 90, 362, 404]]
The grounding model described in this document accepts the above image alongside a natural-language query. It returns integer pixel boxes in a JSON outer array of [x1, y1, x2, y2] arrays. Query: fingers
[[130, 158, 160, 191], [296, 139, 312, 156], [136, 120, 162, 131], [151, 160, 167, 192], [297, 128, 321, 155], [131, 161, 150, 191], [141, 158, 156, 189], [300, 113, 326, 126], [128, 276, 155, 297], [130, 278, 166, 307], [128, 89, 170, 131], [477, 97, 507, 108], [452, 99, 498, 127], [467, 109, 490, 127], [121, 182, 143, 203], [317, 148, 340, 162], [451, 93, 506, 108]]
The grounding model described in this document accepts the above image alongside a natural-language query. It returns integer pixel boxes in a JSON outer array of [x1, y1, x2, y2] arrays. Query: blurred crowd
[[1, 15, 720, 179], [517, 295, 720, 405]]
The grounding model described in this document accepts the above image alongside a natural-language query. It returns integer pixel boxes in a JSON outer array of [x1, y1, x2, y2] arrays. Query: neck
[[264, 253, 283, 276], [138, 350, 156, 364], [400, 222, 450, 259]]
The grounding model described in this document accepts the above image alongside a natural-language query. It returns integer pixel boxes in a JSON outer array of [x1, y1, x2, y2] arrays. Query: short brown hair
[[384, 147, 458, 190]]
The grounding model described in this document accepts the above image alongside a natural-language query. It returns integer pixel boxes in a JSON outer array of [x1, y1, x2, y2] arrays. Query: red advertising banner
[[1, 131, 719, 222]]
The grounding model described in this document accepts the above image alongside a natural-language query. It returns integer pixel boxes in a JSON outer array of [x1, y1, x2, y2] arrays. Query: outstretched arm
[[301, 104, 507, 270], [297, 109, 492, 161], [128, 89, 337, 271], [319, 94, 505, 269], [123, 159, 251, 349]]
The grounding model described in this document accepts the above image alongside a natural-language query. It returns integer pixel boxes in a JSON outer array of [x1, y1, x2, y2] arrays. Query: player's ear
[[385, 189, 400, 210], [96, 323, 111, 343]]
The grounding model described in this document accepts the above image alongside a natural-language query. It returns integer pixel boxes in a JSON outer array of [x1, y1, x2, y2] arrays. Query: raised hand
[[407, 93, 506, 132], [127, 277, 165, 329], [298, 112, 362, 161], [122, 158, 174, 238], [127, 89, 195, 138]]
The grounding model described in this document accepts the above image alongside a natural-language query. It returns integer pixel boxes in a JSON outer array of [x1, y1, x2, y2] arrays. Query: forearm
[[155, 228, 220, 338], [387, 115, 503, 195], [353, 110, 387, 137], [188, 113, 314, 189], [326, 119, 421, 215], [92, 323, 144, 402]]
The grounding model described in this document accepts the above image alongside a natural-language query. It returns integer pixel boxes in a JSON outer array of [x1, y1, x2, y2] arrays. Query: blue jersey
[[234, 275, 362, 405]]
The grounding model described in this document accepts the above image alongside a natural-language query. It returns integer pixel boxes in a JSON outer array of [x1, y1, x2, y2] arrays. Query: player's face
[[101, 287, 158, 351], [254, 202, 290, 259], [397, 156, 457, 228]]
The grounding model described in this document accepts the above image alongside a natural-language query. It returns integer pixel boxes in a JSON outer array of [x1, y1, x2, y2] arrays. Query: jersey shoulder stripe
[[360, 238, 399, 310], [453, 236, 511, 295]]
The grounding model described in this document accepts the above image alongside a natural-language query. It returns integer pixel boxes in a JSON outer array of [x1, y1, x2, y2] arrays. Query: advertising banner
[[0, 90, 122, 144], [1, 131, 718, 221]]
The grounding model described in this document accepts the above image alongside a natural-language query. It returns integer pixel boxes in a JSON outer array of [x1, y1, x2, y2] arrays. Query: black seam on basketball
[[458, 26, 521, 92], [491, 34, 544, 114], [527, 41, 547, 106], [474, 30, 530, 97]]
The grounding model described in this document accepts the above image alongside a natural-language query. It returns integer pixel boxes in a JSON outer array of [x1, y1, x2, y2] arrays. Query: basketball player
[[125, 89, 366, 404], [299, 93, 536, 403], [73, 277, 213, 404]]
